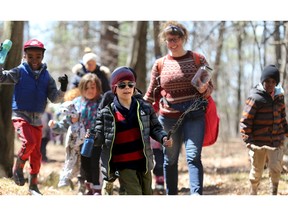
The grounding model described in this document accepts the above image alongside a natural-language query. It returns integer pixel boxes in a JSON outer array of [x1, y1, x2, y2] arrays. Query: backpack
[[155, 52, 219, 147]]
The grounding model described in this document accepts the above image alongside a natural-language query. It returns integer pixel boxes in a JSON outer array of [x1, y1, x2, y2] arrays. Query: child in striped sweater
[[240, 64, 288, 195]]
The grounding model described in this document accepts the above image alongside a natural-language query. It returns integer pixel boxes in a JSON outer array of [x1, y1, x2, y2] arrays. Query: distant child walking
[[93, 66, 172, 195], [240, 64, 288, 195], [0, 39, 68, 195]]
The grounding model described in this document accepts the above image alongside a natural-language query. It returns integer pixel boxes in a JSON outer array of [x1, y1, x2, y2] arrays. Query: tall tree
[[274, 21, 282, 69], [212, 21, 226, 92], [127, 21, 148, 93], [153, 21, 162, 58], [0, 21, 24, 177], [235, 22, 246, 135], [100, 21, 119, 71]]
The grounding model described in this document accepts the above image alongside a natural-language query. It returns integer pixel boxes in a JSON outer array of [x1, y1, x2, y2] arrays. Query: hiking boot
[[28, 174, 42, 195], [101, 180, 114, 195], [270, 183, 278, 195], [250, 183, 258, 195], [13, 157, 26, 186]]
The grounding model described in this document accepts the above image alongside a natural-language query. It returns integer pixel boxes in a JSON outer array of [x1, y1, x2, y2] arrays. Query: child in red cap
[[0, 38, 68, 195]]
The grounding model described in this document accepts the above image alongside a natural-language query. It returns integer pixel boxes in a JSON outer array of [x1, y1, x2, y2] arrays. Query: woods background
[[1, 20, 288, 178]]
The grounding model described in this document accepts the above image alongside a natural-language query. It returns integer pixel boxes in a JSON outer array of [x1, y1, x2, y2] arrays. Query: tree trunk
[[0, 21, 24, 177], [235, 22, 245, 136], [100, 21, 119, 71], [153, 21, 162, 58], [212, 21, 226, 92], [128, 21, 148, 93], [274, 21, 281, 69]]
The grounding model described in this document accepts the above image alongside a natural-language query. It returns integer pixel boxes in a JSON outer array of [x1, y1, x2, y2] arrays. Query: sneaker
[[13, 158, 26, 186], [92, 189, 101, 195], [155, 176, 164, 186], [58, 179, 74, 190], [155, 176, 165, 193], [90, 184, 102, 195], [29, 185, 43, 196]]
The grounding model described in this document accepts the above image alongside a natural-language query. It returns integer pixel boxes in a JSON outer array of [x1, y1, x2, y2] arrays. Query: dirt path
[[3, 138, 288, 195]]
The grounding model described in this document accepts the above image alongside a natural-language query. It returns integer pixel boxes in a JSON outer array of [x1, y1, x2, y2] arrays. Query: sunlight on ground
[[1, 137, 287, 195]]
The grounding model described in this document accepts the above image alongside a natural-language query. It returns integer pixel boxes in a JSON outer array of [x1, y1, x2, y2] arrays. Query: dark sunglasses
[[116, 81, 136, 89]]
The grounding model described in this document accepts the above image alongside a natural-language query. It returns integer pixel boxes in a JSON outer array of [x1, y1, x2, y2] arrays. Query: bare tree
[[100, 21, 119, 71], [127, 21, 148, 93], [212, 21, 226, 92], [235, 22, 246, 135], [0, 21, 24, 177], [153, 21, 162, 58], [274, 21, 282, 68]]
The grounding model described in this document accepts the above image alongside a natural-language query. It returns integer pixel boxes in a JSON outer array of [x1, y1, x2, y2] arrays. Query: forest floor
[[1, 137, 288, 196]]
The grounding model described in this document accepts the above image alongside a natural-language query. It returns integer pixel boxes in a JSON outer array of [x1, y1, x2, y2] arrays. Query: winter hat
[[260, 65, 280, 84], [82, 53, 97, 65], [24, 39, 46, 51], [111, 66, 136, 93]]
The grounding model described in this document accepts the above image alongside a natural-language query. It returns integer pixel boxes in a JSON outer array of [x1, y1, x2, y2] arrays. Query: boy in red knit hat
[[92, 66, 172, 195]]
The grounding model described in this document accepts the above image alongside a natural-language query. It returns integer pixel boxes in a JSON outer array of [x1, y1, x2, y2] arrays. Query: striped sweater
[[144, 51, 213, 118], [240, 83, 288, 147], [112, 97, 145, 171]]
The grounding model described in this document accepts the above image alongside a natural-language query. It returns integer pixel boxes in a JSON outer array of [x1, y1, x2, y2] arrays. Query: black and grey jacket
[[94, 97, 167, 182]]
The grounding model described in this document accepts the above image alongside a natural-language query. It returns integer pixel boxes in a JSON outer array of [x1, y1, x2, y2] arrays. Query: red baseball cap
[[23, 39, 46, 51]]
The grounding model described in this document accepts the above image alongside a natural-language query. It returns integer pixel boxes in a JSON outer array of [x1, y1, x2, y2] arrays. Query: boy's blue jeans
[[158, 108, 205, 195]]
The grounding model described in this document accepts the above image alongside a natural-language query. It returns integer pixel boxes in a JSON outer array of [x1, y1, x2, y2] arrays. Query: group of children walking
[[0, 38, 169, 195], [1, 20, 288, 196]]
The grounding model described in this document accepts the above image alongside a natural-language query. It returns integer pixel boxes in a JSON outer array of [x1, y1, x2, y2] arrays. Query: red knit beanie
[[111, 67, 136, 94]]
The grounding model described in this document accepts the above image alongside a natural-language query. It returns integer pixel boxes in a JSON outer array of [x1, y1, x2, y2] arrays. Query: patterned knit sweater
[[144, 51, 213, 118], [240, 83, 288, 147]]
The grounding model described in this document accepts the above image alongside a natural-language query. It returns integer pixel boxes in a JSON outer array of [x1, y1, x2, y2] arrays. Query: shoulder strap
[[192, 51, 201, 67], [156, 55, 166, 75]]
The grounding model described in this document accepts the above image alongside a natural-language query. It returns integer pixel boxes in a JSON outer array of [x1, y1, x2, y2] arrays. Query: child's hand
[[48, 120, 56, 128], [163, 136, 173, 148], [58, 74, 68, 92]]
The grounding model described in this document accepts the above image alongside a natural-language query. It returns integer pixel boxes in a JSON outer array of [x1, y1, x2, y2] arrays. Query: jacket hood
[[250, 83, 284, 102]]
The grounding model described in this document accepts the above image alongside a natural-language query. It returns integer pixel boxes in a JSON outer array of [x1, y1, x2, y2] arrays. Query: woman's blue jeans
[[158, 108, 205, 195]]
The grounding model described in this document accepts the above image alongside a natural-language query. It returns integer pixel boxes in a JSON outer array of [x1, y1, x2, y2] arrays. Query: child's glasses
[[117, 81, 136, 89]]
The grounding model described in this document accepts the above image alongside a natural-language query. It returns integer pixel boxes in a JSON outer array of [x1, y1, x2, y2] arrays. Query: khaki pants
[[249, 146, 284, 188], [118, 169, 153, 195]]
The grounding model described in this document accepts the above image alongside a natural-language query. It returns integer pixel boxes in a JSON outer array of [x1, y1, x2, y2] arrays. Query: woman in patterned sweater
[[144, 21, 213, 195]]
